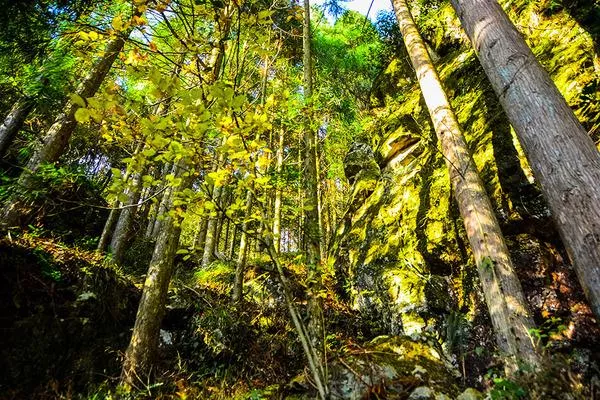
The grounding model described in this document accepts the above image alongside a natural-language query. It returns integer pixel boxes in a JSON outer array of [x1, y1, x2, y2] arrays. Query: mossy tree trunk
[[302, 0, 327, 380], [451, 0, 600, 320], [120, 164, 187, 386], [392, 0, 540, 369]]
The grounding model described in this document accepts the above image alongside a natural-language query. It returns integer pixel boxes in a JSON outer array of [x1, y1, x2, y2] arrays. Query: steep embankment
[[0, 235, 140, 398]]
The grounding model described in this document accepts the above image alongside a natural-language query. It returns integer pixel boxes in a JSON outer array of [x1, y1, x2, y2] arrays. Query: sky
[[314, 0, 393, 21], [342, 0, 392, 19]]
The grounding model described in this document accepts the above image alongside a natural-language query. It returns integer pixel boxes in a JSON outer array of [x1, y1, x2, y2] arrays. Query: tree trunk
[[393, 0, 539, 369], [151, 163, 178, 239], [302, 0, 321, 268], [302, 0, 327, 384], [450, 0, 600, 320], [110, 171, 144, 265], [272, 127, 285, 253], [201, 183, 222, 268], [228, 224, 237, 260], [97, 207, 120, 252], [0, 97, 34, 158], [1, 11, 140, 229], [121, 164, 186, 387], [195, 216, 209, 252], [232, 190, 252, 302]]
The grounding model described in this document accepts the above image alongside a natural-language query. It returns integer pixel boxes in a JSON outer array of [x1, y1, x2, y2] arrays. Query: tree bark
[[0, 97, 34, 158], [1, 11, 141, 229], [272, 127, 285, 253], [121, 164, 187, 387], [110, 170, 144, 265], [393, 0, 539, 368], [98, 207, 120, 252], [201, 183, 222, 268], [232, 190, 252, 302], [450, 0, 600, 320]]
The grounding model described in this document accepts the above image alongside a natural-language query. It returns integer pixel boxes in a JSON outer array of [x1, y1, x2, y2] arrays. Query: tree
[[392, 0, 539, 369], [1, 2, 145, 229], [450, 0, 600, 319], [302, 1, 329, 396], [121, 1, 235, 385]]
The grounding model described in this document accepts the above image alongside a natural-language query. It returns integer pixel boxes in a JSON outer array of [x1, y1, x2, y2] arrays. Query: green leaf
[[143, 148, 157, 157]]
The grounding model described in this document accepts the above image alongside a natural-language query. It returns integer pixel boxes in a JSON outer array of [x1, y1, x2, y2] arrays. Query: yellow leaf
[[74, 108, 90, 123], [112, 15, 123, 31], [69, 93, 86, 107]]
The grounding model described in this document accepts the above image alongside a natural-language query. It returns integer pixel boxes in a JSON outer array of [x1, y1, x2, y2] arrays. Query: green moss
[[337, 0, 600, 344]]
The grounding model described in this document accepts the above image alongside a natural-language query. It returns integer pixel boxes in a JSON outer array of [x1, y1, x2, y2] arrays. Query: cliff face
[[336, 0, 600, 370]]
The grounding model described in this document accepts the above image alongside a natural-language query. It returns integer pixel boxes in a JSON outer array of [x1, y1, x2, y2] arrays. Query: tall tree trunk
[[302, 0, 328, 395], [450, 0, 600, 320], [0, 97, 34, 158], [302, 0, 321, 268], [228, 224, 237, 259], [272, 127, 285, 253], [149, 163, 174, 239], [0, 9, 141, 229], [121, 162, 190, 387], [201, 182, 223, 268], [195, 216, 209, 252], [99, 143, 145, 252], [393, 0, 539, 369]]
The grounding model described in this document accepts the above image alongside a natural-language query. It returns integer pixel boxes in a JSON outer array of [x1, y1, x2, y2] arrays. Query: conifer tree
[[451, 0, 600, 319], [392, 0, 540, 368]]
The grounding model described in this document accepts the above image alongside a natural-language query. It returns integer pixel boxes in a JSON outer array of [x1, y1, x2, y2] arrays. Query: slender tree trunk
[[98, 207, 120, 252], [1, 11, 142, 229], [303, 1, 327, 388], [232, 190, 252, 302], [450, 0, 600, 320], [228, 224, 237, 259], [195, 216, 209, 252], [151, 165, 177, 239], [110, 170, 144, 265], [302, 0, 321, 268], [272, 127, 285, 253], [222, 218, 230, 257], [201, 183, 223, 268], [393, 0, 539, 369], [148, 163, 172, 238], [0, 97, 34, 158]]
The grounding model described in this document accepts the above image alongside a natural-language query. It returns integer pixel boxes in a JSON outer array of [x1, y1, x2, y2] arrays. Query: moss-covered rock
[[334, 0, 600, 374], [326, 336, 459, 399]]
